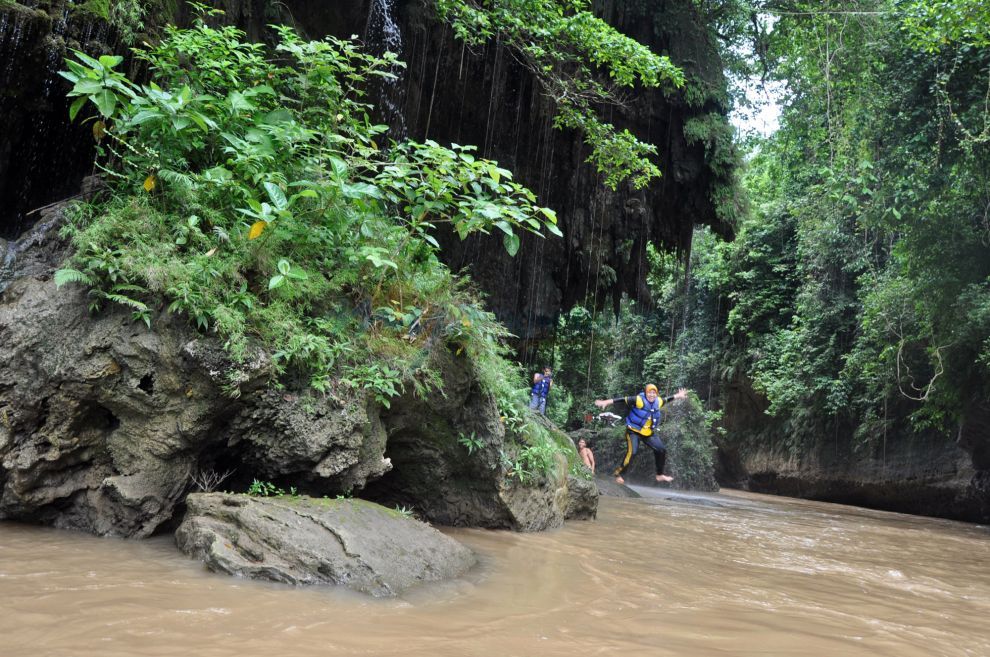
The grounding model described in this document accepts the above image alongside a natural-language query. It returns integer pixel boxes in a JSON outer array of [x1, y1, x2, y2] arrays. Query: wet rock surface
[[594, 476, 640, 498], [394, 0, 732, 341], [737, 440, 986, 523], [0, 1, 114, 239], [0, 213, 390, 537], [176, 493, 476, 596], [0, 209, 596, 536], [719, 378, 990, 523], [362, 346, 598, 531], [563, 474, 600, 518]]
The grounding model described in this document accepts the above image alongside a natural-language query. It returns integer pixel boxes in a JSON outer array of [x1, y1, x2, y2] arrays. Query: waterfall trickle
[[364, 0, 407, 140], [0, 2, 115, 239]]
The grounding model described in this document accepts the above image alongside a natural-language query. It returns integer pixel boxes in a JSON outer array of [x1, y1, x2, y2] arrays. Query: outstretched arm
[[594, 395, 633, 409]]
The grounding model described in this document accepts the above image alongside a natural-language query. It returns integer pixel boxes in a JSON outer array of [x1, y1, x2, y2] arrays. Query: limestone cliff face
[[392, 0, 733, 342], [717, 377, 990, 524], [0, 1, 112, 239]]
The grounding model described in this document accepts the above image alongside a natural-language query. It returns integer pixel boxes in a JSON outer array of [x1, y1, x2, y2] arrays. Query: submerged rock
[[594, 476, 641, 499], [563, 474, 600, 516], [176, 493, 476, 596]]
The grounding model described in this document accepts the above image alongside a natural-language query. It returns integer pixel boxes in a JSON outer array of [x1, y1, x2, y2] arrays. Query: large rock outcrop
[[362, 344, 598, 529], [0, 210, 596, 536], [176, 493, 476, 596], [0, 262, 390, 536], [716, 378, 990, 523]]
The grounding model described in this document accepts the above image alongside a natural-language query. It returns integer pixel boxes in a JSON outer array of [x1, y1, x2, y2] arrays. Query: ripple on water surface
[[0, 489, 988, 657]]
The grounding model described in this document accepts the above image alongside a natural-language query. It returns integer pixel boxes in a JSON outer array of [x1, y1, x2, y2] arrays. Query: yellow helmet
[[644, 384, 659, 394]]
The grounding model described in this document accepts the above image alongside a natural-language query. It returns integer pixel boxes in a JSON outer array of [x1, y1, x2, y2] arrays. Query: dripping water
[[0, 1, 116, 239], [364, 0, 407, 140]]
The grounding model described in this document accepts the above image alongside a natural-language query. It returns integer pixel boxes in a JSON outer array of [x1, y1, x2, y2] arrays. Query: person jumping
[[594, 384, 687, 485]]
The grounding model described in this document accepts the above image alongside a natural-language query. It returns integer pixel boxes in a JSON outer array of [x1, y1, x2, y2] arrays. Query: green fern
[[103, 292, 150, 312], [53, 268, 93, 287], [158, 168, 196, 194]]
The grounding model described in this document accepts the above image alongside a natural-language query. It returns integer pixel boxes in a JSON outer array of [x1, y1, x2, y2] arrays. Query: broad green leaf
[[72, 78, 104, 95], [263, 109, 294, 125], [92, 88, 117, 118], [264, 182, 288, 210], [341, 182, 382, 199], [228, 90, 255, 112], [503, 232, 521, 256], [286, 266, 308, 281], [129, 109, 161, 125], [98, 54, 123, 69], [72, 50, 102, 70], [68, 96, 87, 121], [478, 204, 501, 220], [329, 157, 348, 179]]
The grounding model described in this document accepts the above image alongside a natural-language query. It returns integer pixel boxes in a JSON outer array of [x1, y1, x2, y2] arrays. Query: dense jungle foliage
[[548, 0, 990, 460]]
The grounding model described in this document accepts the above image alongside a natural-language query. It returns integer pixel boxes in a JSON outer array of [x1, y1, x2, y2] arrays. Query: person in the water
[[594, 384, 687, 485], [577, 437, 595, 473]]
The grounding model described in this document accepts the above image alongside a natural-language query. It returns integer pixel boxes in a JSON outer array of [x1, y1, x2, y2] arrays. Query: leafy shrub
[[56, 10, 561, 406]]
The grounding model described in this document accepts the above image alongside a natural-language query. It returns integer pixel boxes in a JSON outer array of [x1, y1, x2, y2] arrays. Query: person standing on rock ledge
[[529, 372, 547, 414], [594, 385, 687, 485], [528, 367, 553, 415]]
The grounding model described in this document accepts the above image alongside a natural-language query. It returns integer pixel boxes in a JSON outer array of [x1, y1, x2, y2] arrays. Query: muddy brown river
[[1, 488, 987, 656]]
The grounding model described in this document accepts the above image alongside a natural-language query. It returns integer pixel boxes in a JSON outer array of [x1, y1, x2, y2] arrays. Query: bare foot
[[655, 474, 673, 483], [614, 475, 625, 485]]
